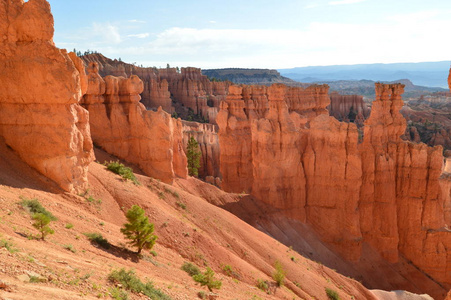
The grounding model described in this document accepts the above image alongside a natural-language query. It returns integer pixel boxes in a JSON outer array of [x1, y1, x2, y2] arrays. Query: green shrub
[[109, 287, 129, 300], [0, 238, 18, 253], [272, 261, 285, 287], [63, 244, 76, 253], [32, 213, 54, 240], [65, 223, 74, 229], [108, 268, 171, 300], [222, 264, 239, 279], [105, 161, 139, 185], [256, 279, 269, 292], [326, 288, 340, 300], [121, 205, 157, 255], [192, 267, 222, 292], [181, 262, 201, 276], [87, 196, 102, 205], [29, 275, 46, 283], [20, 197, 56, 220], [84, 232, 110, 249], [176, 201, 186, 210]]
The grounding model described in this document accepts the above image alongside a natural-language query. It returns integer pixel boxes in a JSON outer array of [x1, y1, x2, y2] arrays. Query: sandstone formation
[[81, 54, 230, 124], [328, 92, 370, 126], [82, 62, 187, 183], [217, 82, 451, 292], [0, 0, 93, 192], [217, 83, 330, 193], [182, 121, 221, 184]]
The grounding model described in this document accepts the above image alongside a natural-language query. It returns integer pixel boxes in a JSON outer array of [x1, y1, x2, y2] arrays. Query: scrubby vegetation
[[192, 267, 222, 292], [108, 268, 171, 300], [256, 279, 269, 293], [105, 161, 139, 185], [181, 262, 201, 276], [272, 261, 286, 287], [19, 197, 57, 221], [326, 287, 340, 300], [84, 232, 111, 249], [0, 238, 18, 253]]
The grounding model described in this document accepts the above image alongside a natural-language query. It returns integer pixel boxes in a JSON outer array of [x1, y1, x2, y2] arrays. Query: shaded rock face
[[81, 54, 231, 124], [0, 0, 93, 192], [82, 63, 187, 183], [182, 121, 221, 183], [328, 92, 370, 126], [218, 82, 451, 288]]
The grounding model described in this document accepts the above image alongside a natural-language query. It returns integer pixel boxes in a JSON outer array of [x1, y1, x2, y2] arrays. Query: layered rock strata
[[217, 82, 451, 289], [82, 63, 187, 183], [0, 0, 93, 192]]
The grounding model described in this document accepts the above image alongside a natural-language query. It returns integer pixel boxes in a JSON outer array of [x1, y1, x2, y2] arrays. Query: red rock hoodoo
[[0, 0, 93, 192], [217, 82, 451, 292], [81, 62, 187, 183], [81, 54, 231, 125]]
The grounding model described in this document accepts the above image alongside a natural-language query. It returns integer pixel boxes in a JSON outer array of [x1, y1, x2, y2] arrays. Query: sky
[[47, 0, 451, 69]]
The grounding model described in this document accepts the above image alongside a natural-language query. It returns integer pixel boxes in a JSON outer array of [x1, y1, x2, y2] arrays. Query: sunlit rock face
[[0, 0, 93, 192], [82, 62, 187, 183], [218, 82, 451, 290]]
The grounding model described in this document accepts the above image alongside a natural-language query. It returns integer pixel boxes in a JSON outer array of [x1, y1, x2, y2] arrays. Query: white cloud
[[91, 22, 121, 44], [55, 9, 451, 69], [128, 19, 147, 24], [209, 21, 217, 24], [329, 0, 366, 5], [128, 33, 150, 39]]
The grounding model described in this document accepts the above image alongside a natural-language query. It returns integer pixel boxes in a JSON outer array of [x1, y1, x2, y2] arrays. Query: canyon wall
[[81, 54, 230, 124], [217, 82, 451, 288], [182, 121, 221, 185], [82, 62, 187, 183], [328, 92, 369, 125], [0, 0, 93, 192]]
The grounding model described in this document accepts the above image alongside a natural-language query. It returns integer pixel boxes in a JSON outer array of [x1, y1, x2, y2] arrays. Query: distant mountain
[[319, 78, 446, 99], [202, 68, 301, 86], [279, 61, 450, 88]]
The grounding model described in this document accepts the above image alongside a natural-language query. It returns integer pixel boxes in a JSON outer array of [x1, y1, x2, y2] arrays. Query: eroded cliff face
[[81, 54, 230, 124], [82, 63, 187, 183], [0, 0, 93, 192], [181, 121, 221, 185], [217, 82, 451, 289], [329, 92, 369, 126]]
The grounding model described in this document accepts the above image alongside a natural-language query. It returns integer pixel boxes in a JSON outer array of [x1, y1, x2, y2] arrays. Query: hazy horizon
[[48, 0, 451, 69]]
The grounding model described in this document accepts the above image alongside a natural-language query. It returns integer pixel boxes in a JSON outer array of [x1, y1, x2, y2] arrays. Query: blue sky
[[47, 0, 451, 69]]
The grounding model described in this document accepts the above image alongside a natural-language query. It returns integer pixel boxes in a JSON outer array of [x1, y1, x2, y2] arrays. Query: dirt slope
[[0, 143, 378, 300]]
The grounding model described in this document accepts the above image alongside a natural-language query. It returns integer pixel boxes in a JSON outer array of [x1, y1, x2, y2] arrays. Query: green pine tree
[[187, 136, 201, 177], [32, 213, 54, 241], [120, 205, 157, 255]]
